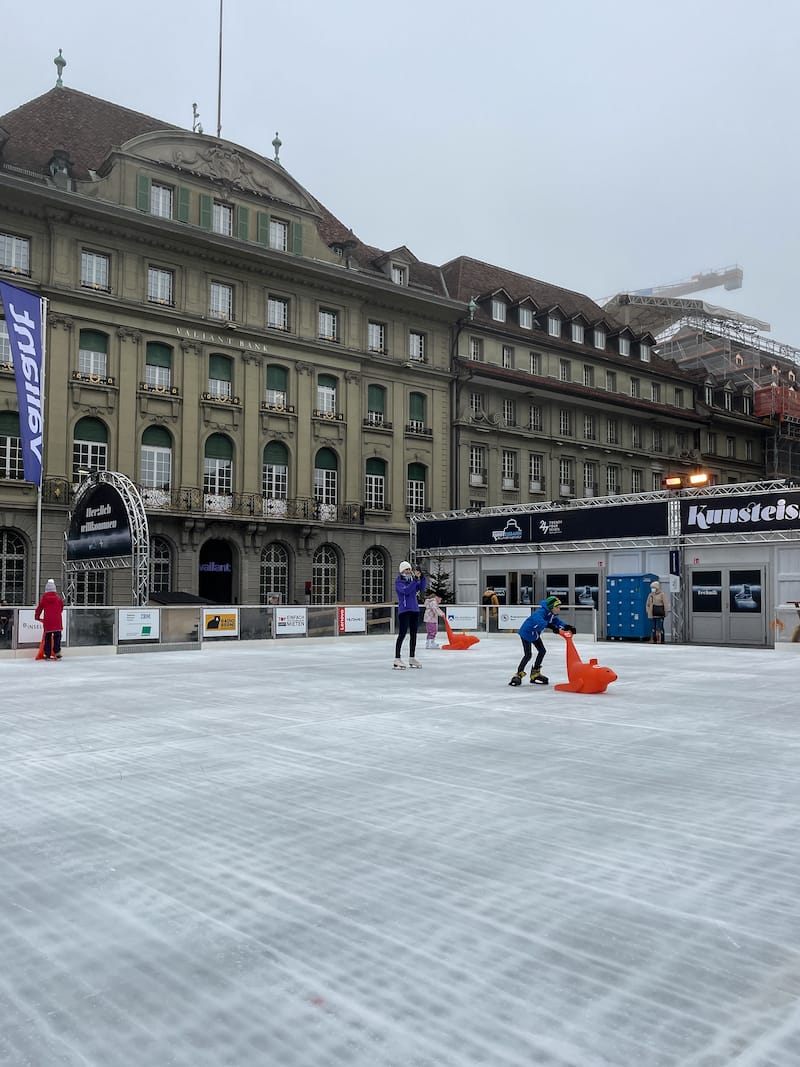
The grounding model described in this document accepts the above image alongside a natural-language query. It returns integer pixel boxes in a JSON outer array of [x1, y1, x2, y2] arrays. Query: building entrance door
[[688, 566, 766, 646]]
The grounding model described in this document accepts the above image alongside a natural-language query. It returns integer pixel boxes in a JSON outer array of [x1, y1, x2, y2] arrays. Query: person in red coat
[[35, 578, 64, 660]]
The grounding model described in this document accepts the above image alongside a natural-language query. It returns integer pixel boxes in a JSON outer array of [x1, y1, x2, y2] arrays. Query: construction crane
[[630, 264, 743, 300]]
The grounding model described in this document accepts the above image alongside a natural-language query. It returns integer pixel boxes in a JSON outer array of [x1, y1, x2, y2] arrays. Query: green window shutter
[[314, 447, 337, 471], [79, 329, 108, 353], [74, 417, 108, 443], [408, 462, 426, 482], [318, 373, 337, 390], [0, 411, 20, 435], [237, 206, 250, 241], [145, 342, 172, 369], [367, 384, 385, 413], [366, 458, 385, 477], [209, 354, 231, 381], [264, 441, 288, 465], [266, 365, 288, 391], [204, 433, 233, 460], [136, 174, 151, 212], [409, 392, 425, 422], [177, 187, 191, 223], [257, 212, 270, 246], [142, 425, 172, 448], [199, 194, 213, 230], [291, 222, 303, 256]]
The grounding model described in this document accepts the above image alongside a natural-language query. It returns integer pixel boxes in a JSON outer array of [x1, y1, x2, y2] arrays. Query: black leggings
[[395, 610, 420, 658], [516, 636, 546, 674]]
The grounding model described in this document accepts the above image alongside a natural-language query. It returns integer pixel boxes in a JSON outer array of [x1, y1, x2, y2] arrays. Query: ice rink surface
[[2, 634, 799, 1067]]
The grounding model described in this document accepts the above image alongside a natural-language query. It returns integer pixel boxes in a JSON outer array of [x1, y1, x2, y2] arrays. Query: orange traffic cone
[[35, 633, 46, 660]]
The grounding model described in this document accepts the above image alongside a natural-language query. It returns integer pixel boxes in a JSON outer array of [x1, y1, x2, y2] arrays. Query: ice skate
[[393, 658, 407, 670], [530, 669, 549, 685], [508, 671, 525, 686], [408, 657, 422, 668]]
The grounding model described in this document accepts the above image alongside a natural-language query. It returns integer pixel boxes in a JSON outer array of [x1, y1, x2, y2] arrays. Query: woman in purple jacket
[[394, 561, 427, 669]]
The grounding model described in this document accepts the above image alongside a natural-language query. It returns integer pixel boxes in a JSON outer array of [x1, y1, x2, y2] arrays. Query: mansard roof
[[441, 256, 619, 329], [0, 87, 183, 179]]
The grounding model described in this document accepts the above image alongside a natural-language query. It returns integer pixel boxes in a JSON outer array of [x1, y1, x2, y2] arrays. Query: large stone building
[[0, 72, 766, 606]]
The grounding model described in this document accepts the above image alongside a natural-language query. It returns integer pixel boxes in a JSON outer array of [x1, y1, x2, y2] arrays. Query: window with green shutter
[[257, 212, 271, 246], [177, 187, 190, 223], [409, 392, 426, 424], [237, 206, 250, 241], [199, 194, 213, 230], [208, 354, 232, 398], [136, 174, 151, 212], [0, 411, 20, 435], [292, 222, 303, 256], [205, 433, 233, 460]]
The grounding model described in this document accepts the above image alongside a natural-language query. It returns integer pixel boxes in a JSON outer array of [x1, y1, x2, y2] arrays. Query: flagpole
[[216, 0, 223, 138], [35, 296, 47, 599]]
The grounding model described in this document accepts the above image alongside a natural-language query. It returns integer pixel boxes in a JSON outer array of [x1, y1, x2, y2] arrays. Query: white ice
[[1, 634, 799, 1067]]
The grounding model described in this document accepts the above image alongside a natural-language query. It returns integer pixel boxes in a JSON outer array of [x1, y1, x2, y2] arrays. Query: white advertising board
[[275, 608, 307, 636], [17, 609, 44, 644], [444, 606, 478, 629], [499, 606, 532, 630], [338, 606, 366, 633], [118, 609, 160, 641]]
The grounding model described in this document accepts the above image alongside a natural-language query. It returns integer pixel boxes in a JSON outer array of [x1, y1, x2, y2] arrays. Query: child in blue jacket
[[394, 561, 427, 669], [509, 596, 575, 685]]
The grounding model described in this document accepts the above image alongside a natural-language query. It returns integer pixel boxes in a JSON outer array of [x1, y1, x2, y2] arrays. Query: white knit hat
[[651, 581, 660, 590], [399, 561, 412, 573], [45, 578, 56, 592]]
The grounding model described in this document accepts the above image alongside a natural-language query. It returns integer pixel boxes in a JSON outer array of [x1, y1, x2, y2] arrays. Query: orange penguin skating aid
[[554, 632, 617, 693]]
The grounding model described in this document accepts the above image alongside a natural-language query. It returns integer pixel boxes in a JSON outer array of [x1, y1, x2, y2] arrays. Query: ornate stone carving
[[295, 361, 314, 375], [344, 370, 360, 384], [49, 313, 74, 331], [180, 341, 202, 356], [117, 327, 142, 344], [171, 146, 273, 195]]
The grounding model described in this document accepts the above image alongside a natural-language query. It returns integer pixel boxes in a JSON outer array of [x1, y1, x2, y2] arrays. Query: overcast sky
[[6, 0, 800, 346]]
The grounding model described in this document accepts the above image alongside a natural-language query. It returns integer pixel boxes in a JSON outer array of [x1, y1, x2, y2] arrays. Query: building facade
[[0, 77, 769, 606]]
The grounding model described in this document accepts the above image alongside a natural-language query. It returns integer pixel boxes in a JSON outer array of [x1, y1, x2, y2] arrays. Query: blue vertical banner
[[0, 281, 45, 485]]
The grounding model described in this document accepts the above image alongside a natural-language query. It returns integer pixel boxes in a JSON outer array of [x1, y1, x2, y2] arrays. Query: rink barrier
[[0, 603, 596, 658]]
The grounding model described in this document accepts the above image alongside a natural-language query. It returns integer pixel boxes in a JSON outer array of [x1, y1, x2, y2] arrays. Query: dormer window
[[391, 264, 407, 286], [593, 328, 606, 351], [519, 307, 533, 330], [704, 382, 714, 405], [491, 299, 506, 322], [618, 336, 630, 357], [547, 314, 561, 338], [640, 342, 651, 362], [571, 322, 584, 344]]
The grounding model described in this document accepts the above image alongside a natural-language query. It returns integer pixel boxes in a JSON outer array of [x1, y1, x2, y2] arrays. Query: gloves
[[550, 623, 561, 634], [563, 624, 577, 634]]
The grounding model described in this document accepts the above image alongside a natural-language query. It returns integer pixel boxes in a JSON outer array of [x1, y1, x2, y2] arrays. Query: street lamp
[[662, 470, 709, 643]]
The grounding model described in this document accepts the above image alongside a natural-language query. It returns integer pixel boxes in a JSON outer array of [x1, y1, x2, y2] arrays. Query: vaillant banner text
[[0, 280, 44, 486]]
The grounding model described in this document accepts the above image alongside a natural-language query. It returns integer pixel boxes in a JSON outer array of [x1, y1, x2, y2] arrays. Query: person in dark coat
[[509, 596, 575, 685], [394, 561, 427, 669], [35, 579, 65, 660]]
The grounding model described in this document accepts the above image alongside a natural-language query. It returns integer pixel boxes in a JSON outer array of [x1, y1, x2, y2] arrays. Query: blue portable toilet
[[605, 573, 659, 640]]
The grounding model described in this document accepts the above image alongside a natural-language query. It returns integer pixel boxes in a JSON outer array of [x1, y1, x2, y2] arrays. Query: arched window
[[408, 391, 426, 432], [260, 543, 289, 604], [365, 457, 386, 510], [316, 374, 338, 415], [208, 354, 232, 399], [145, 342, 172, 389], [149, 536, 172, 594], [141, 426, 173, 504], [263, 441, 288, 516], [203, 433, 233, 511], [0, 528, 26, 603], [407, 462, 427, 513], [367, 384, 386, 426], [78, 329, 108, 378], [72, 416, 108, 480], [312, 544, 338, 604], [0, 411, 23, 480], [265, 365, 288, 408], [314, 447, 338, 519], [361, 547, 386, 603]]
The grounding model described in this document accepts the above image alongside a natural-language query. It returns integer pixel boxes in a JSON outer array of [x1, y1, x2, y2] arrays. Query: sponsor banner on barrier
[[498, 606, 531, 630], [275, 608, 307, 636], [118, 609, 160, 641], [444, 606, 478, 629], [202, 609, 239, 637], [338, 606, 366, 633]]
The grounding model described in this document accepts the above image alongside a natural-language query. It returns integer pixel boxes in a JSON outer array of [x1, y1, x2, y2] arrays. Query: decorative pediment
[[124, 132, 321, 213]]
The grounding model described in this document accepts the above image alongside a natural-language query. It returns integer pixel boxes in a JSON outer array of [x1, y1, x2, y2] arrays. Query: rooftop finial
[[272, 131, 282, 165], [54, 48, 66, 88], [192, 102, 203, 134]]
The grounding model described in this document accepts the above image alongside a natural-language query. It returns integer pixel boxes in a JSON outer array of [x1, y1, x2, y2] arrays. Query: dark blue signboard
[[681, 491, 800, 536], [415, 502, 668, 551]]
